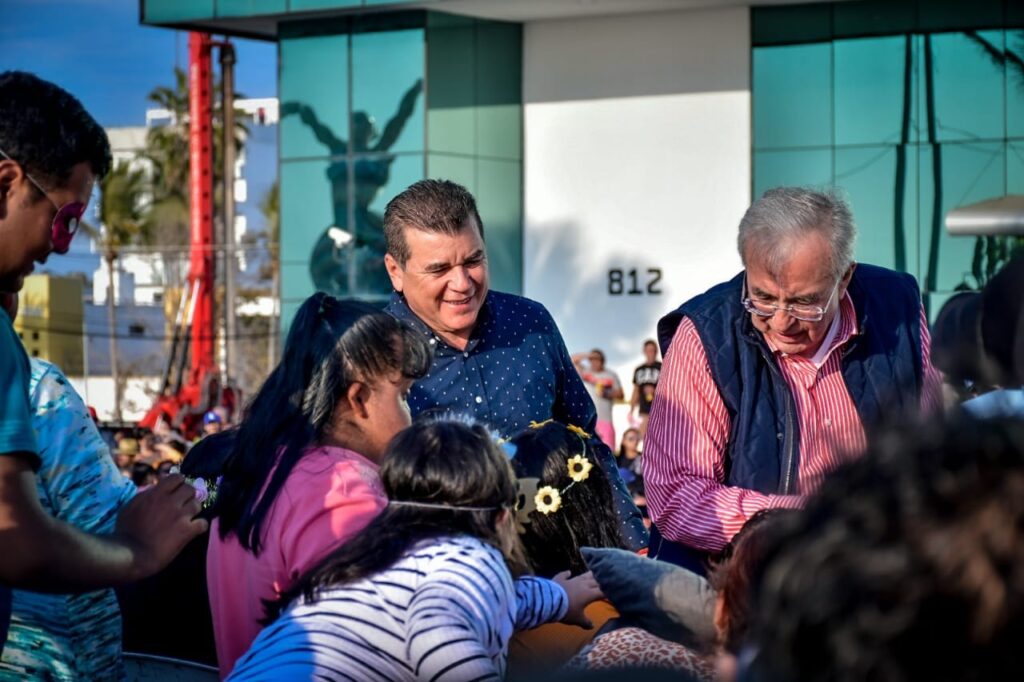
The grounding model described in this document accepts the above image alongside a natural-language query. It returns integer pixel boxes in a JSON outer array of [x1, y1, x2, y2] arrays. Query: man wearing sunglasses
[[0, 71, 207, 646], [643, 187, 942, 572]]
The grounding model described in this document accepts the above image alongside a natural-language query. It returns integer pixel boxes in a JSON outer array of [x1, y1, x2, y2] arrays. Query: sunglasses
[[0, 147, 86, 254]]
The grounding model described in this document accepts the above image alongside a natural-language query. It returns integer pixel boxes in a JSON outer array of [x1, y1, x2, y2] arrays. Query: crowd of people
[[2, 69, 1024, 682]]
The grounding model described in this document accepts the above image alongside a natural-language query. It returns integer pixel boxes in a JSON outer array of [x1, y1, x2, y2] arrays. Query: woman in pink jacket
[[207, 293, 431, 676]]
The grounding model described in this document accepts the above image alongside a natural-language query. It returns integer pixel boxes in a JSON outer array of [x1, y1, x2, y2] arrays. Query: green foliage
[[141, 67, 249, 249], [957, 236, 1024, 291], [97, 161, 149, 259]]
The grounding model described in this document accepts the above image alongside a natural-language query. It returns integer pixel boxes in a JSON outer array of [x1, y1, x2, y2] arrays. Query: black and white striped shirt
[[227, 535, 568, 681]]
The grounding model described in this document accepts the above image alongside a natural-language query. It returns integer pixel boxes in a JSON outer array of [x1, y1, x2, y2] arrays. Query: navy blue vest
[[657, 264, 924, 496]]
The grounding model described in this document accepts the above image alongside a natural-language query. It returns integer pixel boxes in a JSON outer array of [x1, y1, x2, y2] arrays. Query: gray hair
[[737, 187, 856, 281]]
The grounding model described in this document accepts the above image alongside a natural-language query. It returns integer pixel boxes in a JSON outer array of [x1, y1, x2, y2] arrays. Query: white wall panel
[[523, 6, 752, 415]]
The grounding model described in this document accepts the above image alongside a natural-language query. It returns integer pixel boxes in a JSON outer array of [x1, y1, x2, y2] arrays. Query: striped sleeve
[[512, 576, 568, 631], [405, 553, 504, 681], [919, 305, 944, 414], [643, 317, 802, 553]]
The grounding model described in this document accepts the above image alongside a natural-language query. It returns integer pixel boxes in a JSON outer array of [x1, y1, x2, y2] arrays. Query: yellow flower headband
[[516, 421, 594, 521]]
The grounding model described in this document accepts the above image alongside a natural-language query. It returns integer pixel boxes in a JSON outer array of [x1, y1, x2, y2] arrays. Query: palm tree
[[97, 161, 149, 422]]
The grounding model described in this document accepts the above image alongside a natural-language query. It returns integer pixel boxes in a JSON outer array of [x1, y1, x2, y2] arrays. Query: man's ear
[[344, 381, 371, 420], [0, 160, 19, 219], [384, 253, 404, 293], [839, 261, 858, 297]]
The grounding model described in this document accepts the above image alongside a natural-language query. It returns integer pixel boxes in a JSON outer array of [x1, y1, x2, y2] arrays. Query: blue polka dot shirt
[[387, 290, 649, 550], [387, 290, 596, 438]]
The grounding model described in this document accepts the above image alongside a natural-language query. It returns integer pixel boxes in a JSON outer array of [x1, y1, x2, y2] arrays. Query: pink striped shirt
[[643, 293, 942, 552]]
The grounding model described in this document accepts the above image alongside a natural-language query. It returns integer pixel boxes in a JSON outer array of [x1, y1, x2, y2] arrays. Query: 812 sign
[[608, 268, 663, 296]]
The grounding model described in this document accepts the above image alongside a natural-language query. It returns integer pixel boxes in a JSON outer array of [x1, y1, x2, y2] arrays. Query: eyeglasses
[[742, 275, 841, 323], [0, 146, 85, 254]]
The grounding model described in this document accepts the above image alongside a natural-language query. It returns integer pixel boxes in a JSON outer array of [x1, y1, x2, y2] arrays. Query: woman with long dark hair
[[227, 419, 599, 681], [207, 292, 432, 676]]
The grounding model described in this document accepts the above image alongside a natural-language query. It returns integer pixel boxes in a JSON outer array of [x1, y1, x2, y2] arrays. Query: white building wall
[[523, 7, 751, 411]]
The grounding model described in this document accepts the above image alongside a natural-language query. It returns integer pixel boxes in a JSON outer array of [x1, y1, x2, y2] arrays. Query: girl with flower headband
[[505, 419, 633, 673], [208, 292, 433, 676], [228, 419, 601, 681]]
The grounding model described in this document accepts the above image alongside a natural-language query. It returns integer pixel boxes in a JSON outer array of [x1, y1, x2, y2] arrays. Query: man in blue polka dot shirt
[[384, 179, 647, 549]]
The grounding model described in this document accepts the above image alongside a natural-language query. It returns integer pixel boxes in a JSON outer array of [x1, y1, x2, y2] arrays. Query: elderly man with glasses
[[643, 187, 943, 572]]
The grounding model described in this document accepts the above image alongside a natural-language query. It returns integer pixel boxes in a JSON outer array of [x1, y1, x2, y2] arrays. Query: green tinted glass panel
[[917, 0, 1004, 33], [753, 149, 833, 198], [477, 159, 523, 294], [215, 0, 284, 17], [426, 154, 476, 193], [752, 3, 831, 46], [427, 15, 475, 155], [1010, 141, 1024, 192], [1007, 31, 1024, 139], [918, 142, 1007, 293], [753, 43, 833, 149], [289, 0, 360, 10], [835, 36, 917, 146], [280, 35, 350, 160], [351, 29, 425, 155], [364, 153, 425, 215], [476, 22, 522, 160], [926, 31, 1005, 143], [143, 0, 214, 22], [833, 0, 916, 39], [280, 159, 334, 314], [836, 145, 919, 276]]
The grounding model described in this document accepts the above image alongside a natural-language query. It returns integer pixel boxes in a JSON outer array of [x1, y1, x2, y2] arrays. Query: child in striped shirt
[[228, 419, 601, 681]]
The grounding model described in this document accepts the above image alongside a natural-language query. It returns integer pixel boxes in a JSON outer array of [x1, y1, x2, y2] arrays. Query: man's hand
[[115, 474, 207, 581], [553, 570, 603, 629]]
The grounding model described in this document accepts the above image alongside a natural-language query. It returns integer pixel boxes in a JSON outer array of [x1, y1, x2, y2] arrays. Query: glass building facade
[[752, 0, 1024, 316], [276, 12, 521, 324], [143, 2, 521, 328]]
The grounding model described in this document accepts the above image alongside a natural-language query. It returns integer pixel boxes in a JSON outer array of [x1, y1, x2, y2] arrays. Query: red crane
[[140, 32, 236, 438]]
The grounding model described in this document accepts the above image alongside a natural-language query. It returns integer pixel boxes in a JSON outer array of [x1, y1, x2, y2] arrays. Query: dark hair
[[643, 339, 658, 350], [752, 415, 1024, 681], [589, 348, 605, 363], [131, 462, 157, 487], [0, 71, 112, 189], [215, 293, 432, 553], [617, 427, 641, 459], [707, 509, 797, 655], [509, 422, 628, 577], [269, 418, 526, 621], [383, 179, 484, 266]]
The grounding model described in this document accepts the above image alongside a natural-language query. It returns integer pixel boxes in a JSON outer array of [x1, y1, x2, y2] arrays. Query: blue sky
[[1, 0, 278, 280], [0, 0, 277, 127]]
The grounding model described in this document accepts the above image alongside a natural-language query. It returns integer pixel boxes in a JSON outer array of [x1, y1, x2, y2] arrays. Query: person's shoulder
[[28, 357, 62, 393], [853, 263, 918, 288], [488, 290, 556, 326]]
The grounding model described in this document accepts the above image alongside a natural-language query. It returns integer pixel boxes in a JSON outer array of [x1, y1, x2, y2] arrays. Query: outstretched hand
[[115, 474, 208, 581], [553, 570, 604, 629]]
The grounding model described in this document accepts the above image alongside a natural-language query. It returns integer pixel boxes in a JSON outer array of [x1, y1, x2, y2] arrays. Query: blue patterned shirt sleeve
[[1, 360, 137, 679], [28, 359, 136, 532]]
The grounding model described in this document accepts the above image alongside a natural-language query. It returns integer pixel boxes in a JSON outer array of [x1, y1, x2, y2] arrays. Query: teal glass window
[[834, 36, 917, 146], [753, 2, 1024, 314], [280, 35, 350, 160], [928, 31, 1005, 143], [143, 0, 214, 22], [215, 0, 285, 17], [753, 149, 833, 198], [277, 11, 522, 327], [351, 28, 425, 155], [753, 43, 832, 150]]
